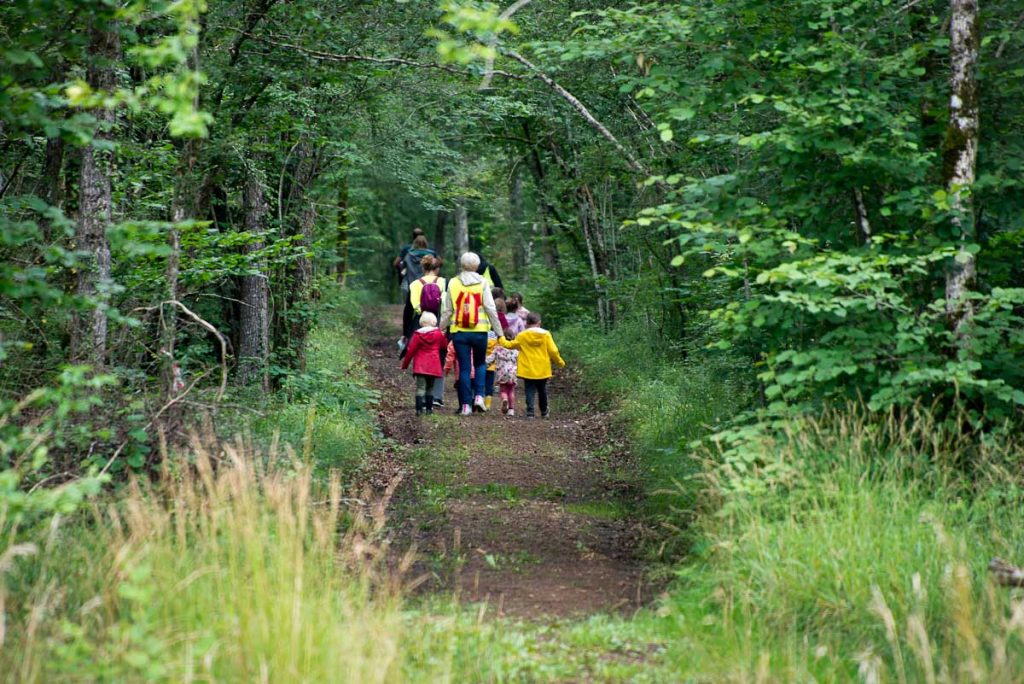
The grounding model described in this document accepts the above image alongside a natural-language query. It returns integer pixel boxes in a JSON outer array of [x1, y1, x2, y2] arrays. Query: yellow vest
[[448, 279, 491, 333]]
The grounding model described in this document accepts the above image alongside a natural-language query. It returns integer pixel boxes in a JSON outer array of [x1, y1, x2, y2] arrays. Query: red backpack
[[454, 287, 482, 328], [419, 277, 442, 315]]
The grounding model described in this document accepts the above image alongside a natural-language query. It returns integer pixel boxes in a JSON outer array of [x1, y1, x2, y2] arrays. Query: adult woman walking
[[399, 234, 436, 352], [410, 255, 447, 407], [439, 252, 504, 415]]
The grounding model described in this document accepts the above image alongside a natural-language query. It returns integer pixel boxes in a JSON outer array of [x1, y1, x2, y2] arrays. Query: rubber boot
[[485, 396, 493, 410], [415, 396, 424, 416], [425, 395, 434, 415]]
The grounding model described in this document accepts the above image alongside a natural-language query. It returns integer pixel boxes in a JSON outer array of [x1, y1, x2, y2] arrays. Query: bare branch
[[480, 0, 533, 91], [135, 299, 229, 401], [504, 49, 650, 177], [995, 11, 1024, 59]]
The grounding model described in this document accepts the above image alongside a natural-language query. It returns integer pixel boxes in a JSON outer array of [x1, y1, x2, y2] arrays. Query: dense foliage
[[3, 1, 1024, 679]]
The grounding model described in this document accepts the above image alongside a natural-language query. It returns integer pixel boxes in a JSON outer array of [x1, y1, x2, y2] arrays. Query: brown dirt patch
[[363, 305, 650, 618]]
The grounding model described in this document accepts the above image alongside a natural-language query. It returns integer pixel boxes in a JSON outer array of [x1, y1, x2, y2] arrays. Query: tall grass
[[647, 410, 1024, 681], [2, 435, 420, 682]]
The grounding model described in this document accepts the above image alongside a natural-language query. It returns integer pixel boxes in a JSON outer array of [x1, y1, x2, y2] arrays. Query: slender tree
[[944, 0, 981, 342], [454, 204, 469, 255], [237, 164, 270, 390], [71, 19, 119, 366]]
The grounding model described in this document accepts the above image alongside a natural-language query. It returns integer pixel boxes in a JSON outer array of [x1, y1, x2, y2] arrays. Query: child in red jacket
[[400, 312, 447, 415]]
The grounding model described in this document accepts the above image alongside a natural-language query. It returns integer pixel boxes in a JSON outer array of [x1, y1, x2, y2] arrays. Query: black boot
[[425, 395, 434, 415], [415, 396, 424, 416]]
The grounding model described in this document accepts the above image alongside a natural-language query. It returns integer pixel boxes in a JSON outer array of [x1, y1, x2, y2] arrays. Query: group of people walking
[[394, 229, 565, 418]]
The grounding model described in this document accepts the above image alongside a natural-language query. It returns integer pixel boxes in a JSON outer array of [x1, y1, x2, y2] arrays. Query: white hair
[[459, 251, 481, 272], [419, 311, 438, 327]]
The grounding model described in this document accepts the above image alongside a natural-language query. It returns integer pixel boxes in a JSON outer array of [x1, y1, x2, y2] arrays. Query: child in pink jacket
[[488, 326, 520, 416]]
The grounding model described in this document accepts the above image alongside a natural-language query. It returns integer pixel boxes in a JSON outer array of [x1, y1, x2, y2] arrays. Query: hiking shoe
[[473, 395, 487, 413], [541, 411, 550, 419], [434, 399, 445, 408], [500, 398, 509, 414], [460, 404, 472, 416]]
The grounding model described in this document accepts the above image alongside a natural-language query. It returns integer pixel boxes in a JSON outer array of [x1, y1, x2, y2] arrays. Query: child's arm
[[498, 336, 521, 350], [547, 334, 566, 369], [401, 335, 420, 370], [444, 343, 456, 375]]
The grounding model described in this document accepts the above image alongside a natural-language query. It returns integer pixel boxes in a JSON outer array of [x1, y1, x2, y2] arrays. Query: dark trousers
[[524, 378, 549, 417], [402, 298, 415, 340], [485, 370, 495, 397], [452, 331, 488, 406]]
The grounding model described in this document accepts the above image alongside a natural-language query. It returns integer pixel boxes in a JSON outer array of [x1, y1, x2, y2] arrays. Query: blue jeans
[[452, 331, 488, 406]]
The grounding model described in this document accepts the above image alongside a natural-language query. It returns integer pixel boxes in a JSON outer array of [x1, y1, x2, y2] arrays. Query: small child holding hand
[[498, 312, 564, 418], [488, 326, 520, 416]]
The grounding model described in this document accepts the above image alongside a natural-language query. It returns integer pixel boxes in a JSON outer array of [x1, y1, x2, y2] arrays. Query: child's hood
[[517, 328, 550, 343], [416, 326, 439, 334]]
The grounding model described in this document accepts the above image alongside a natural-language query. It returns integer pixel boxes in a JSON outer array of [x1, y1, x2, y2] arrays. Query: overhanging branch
[[504, 49, 650, 177], [243, 32, 522, 81]]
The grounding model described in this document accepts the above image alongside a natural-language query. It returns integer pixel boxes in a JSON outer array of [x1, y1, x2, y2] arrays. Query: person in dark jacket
[[476, 254, 504, 290], [399, 235, 437, 353]]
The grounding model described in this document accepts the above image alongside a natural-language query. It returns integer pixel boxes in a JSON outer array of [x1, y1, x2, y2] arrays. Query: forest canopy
[[1, 0, 1023, 492]]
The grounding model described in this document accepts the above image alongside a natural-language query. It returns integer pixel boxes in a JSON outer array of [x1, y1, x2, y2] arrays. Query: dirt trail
[[364, 307, 648, 618]]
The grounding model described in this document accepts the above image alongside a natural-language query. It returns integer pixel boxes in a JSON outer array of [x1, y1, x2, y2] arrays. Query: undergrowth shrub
[[228, 286, 379, 475]]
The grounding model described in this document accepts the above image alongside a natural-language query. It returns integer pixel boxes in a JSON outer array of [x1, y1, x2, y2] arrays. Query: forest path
[[364, 306, 649, 618]]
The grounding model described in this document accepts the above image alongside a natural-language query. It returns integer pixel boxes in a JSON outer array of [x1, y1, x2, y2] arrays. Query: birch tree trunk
[[162, 138, 198, 400], [71, 21, 119, 367], [578, 187, 607, 329], [943, 0, 980, 342], [454, 203, 469, 255], [237, 165, 270, 390]]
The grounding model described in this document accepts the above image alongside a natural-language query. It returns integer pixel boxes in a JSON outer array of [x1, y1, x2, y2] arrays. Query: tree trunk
[[70, 22, 119, 367], [40, 135, 65, 242], [578, 187, 607, 329], [237, 165, 270, 390], [278, 140, 320, 372], [853, 187, 872, 245], [434, 209, 448, 262], [162, 138, 199, 400], [454, 204, 469, 255], [290, 200, 316, 371], [336, 179, 350, 285], [509, 165, 526, 273], [943, 0, 980, 342]]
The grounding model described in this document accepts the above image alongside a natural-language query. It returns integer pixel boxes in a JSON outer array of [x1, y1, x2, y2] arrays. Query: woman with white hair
[[439, 252, 505, 415]]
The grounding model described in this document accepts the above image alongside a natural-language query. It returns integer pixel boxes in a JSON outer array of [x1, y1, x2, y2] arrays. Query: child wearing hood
[[498, 311, 564, 418], [400, 312, 447, 415]]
